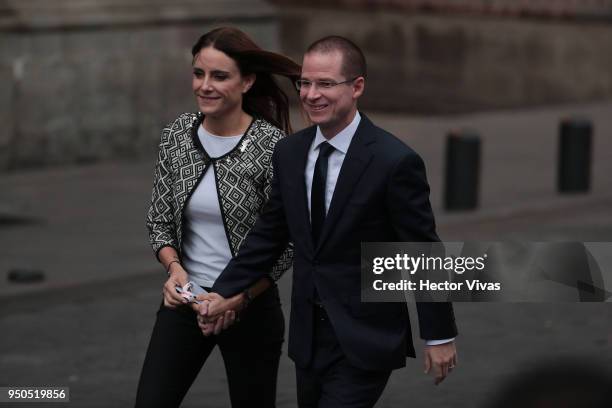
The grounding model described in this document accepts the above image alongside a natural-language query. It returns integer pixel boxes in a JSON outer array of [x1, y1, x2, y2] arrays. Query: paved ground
[[1, 102, 611, 407]]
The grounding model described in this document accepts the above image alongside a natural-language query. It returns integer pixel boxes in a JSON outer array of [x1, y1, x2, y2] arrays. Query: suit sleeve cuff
[[425, 337, 455, 346]]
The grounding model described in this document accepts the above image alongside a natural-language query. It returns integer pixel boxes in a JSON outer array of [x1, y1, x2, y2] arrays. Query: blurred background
[[1, 0, 611, 406]]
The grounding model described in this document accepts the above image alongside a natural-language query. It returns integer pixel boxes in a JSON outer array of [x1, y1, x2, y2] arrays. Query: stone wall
[[277, 7, 612, 114], [271, 0, 612, 19], [3, 1, 612, 171], [0, 0, 281, 171]]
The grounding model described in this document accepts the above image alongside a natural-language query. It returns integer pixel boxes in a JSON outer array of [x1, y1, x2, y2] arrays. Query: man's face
[[299, 51, 364, 137]]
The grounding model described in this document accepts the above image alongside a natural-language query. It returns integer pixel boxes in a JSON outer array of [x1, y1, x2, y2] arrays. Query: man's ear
[[243, 73, 256, 93], [353, 76, 365, 99]]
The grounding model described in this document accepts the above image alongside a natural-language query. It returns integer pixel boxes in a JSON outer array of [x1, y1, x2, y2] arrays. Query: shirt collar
[[313, 111, 361, 154]]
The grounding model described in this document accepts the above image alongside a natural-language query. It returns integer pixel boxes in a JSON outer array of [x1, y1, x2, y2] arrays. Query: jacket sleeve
[[213, 144, 291, 298], [386, 151, 458, 341], [146, 126, 179, 261], [263, 131, 294, 282]]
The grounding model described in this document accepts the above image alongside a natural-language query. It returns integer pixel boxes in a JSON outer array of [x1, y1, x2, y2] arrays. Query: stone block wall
[[276, 7, 612, 114], [0, 0, 281, 171], [3, 1, 612, 170]]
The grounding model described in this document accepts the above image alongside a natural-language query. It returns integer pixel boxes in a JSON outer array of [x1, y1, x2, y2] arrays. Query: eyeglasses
[[295, 77, 359, 91]]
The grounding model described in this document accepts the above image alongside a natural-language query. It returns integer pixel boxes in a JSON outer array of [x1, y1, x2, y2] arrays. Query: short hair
[[306, 35, 367, 80]]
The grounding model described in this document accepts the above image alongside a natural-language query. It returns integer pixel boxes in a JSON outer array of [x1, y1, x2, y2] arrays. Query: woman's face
[[192, 46, 254, 119]]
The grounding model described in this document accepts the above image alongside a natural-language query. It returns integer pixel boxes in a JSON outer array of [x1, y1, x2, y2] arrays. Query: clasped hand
[[191, 293, 242, 336], [163, 267, 241, 336]]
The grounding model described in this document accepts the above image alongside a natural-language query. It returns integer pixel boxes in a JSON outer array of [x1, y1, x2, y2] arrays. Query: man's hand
[[205, 293, 240, 319], [424, 342, 457, 385], [195, 292, 243, 336], [162, 267, 189, 308], [197, 310, 236, 336]]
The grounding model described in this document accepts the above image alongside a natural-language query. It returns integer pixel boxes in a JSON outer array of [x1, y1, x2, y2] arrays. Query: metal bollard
[[444, 131, 481, 211], [558, 118, 592, 193]]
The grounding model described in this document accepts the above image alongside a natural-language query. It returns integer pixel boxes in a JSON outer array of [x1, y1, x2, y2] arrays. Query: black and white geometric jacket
[[146, 112, 293, 281]]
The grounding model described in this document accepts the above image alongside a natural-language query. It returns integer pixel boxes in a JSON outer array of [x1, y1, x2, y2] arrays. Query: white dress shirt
[[304, 111, 453, 346], [305, 112, 361, 217]]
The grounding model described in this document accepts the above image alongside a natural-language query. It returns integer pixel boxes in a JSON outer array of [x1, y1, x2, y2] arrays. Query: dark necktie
[[311, 142, 335, 244]]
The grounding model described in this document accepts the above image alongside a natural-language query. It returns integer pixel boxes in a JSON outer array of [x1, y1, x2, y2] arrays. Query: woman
[[136, 27, 300, 408]]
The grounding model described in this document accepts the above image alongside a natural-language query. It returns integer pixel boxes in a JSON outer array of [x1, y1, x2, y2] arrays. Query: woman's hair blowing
[[192, 27, 301, 134]]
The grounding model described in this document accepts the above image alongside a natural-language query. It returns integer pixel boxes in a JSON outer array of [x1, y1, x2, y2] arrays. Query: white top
[[304, 111, 454, 346], [181, 125, 243, 287], [305, 112, 361, 218]]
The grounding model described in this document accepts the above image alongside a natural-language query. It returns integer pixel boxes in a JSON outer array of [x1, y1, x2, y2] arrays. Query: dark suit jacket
[[213, 114, 458, 371]]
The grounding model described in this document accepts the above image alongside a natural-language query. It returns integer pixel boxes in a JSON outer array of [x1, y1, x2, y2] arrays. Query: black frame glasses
[[295, 77, 359, 91]]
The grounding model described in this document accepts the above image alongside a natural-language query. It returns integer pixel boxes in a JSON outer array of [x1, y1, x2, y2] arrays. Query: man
[[203, 36, 458, 407]]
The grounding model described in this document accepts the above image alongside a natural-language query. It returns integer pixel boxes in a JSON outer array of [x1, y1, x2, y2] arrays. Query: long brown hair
[[192, 27, 301, 134]]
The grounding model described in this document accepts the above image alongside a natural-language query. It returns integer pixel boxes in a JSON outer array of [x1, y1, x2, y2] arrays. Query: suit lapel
[[315, 115, 376, 253]]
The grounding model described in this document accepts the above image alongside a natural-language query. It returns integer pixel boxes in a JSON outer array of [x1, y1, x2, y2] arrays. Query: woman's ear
[[243, 73, 256, 93]]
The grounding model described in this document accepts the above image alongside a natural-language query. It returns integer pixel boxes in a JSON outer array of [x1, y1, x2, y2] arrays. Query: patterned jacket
[[146, 112, 293, 281]]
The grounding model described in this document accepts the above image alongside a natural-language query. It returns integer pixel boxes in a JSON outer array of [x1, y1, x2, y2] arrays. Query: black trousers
[[295, 305, 391, 408], [135, 285, 284, 408]]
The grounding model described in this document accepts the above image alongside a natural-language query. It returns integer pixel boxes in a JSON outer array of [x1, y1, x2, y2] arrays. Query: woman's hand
[[197, 310, 237, 336], [162, 265, 189, 308], [195, 292, 242, 336]]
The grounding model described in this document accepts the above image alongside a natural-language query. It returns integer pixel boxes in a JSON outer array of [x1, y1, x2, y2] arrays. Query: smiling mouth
[[198, 95, 220, 102], [308, 103, 328, 112]]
